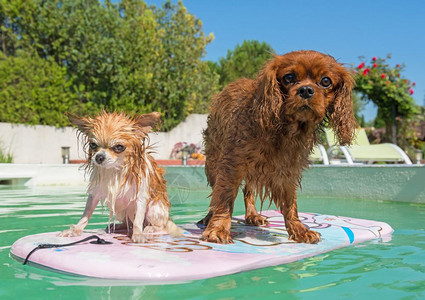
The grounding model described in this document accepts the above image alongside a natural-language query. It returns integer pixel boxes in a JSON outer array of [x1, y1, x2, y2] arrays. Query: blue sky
[[145, 0, 425, 121]]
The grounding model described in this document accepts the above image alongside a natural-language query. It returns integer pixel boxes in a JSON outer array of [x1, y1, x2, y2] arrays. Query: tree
[[354, 55, 418, 145], [0, 0, 218, 130], [352, 92, 366, 125], [0, 0, 37, 56], [20, 0, 125, 106], [150, 0, 218, 129], [107, 0, 162, 113], [217, 40, 274, 87], [0, 50, 89, 126]]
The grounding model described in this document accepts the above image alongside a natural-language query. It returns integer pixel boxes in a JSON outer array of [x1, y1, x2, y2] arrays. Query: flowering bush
[[354, 55, 418, 145], [170, 142, 205, 160]]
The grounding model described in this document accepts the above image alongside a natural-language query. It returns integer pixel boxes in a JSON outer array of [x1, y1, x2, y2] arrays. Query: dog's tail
[[166, 219, 184, 237]]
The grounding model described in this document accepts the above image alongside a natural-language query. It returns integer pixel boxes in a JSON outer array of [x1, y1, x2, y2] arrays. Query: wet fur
[[59, 111, 182, 242], [201, 50, 357, 244]]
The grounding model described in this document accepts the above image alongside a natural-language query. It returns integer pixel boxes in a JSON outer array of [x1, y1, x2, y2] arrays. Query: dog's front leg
[[59, 194, 99, 237], [131, 199, 148, 243], [280, 185, 321, 244]]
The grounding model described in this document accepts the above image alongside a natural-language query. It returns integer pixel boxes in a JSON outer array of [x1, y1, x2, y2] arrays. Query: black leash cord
[[23, 235, 112, 265]]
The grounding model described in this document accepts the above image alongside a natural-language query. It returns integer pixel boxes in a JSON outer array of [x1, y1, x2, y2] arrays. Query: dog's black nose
[[95, 153, 105, 164], [298, 86, 315, 99]]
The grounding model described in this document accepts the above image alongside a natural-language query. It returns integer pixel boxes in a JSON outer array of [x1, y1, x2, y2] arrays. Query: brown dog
[[200, 50, 357, 244]]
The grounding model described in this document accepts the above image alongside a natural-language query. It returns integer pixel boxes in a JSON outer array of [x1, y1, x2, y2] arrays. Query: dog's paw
[[131, 233, 149, 243], [245, 214, 269, 226], [58, 225, 82, 237], [202, 227, 233, 244], [289, 229, 321, 244]]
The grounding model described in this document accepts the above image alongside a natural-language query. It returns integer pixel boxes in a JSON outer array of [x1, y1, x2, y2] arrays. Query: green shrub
[[0, 144, 13, 163], [0, 51, 90, 127]]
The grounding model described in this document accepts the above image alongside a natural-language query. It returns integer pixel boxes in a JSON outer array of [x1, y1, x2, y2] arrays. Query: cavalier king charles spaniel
[[200, 50, 357, 244]]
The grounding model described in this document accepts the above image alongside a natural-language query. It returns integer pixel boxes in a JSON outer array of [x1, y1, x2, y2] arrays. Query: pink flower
[[358, 62, 365, 69], [363, 68, 370, 75], [372, 57, 377, 61], [409, 89, 414, 95], [381, 74, 386, 79], [373, 63, 377, 68]]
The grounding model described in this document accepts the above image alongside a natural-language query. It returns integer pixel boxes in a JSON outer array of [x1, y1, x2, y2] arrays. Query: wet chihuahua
[[59, 111, 182, 242]]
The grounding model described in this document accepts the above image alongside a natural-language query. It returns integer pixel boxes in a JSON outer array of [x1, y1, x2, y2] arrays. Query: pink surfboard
[[10, 210, 393, 282]]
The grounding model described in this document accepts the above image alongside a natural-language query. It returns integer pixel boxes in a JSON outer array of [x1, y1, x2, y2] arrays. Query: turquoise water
[[1, 185, 424, 299]]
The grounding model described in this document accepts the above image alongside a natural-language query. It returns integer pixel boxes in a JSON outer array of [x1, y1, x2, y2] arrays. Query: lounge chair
[[325, 128, 412, 164], [309, 144, 330, 165]]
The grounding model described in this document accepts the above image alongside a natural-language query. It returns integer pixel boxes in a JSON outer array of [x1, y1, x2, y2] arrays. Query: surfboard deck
[[10, 210, 393, 282]]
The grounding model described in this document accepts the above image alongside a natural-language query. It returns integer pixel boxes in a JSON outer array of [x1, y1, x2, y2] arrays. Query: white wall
[[149, 114, 207, 159], [0, 114, 208, 164], [0, 123, 82, 164]]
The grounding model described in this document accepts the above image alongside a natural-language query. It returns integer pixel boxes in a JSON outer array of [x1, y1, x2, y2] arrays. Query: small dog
[[60, 111, 182, 242], [200, 50, 357, 244]]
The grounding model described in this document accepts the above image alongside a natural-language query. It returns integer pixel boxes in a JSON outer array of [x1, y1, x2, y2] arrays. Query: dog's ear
[[254, 57, 283, 129], [328, 68, 357, 145], [134, 112, 161, 133], [67, 113, 93, 135]]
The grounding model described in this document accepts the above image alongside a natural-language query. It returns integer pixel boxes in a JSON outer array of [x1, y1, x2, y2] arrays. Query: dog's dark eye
[[282, 73, 296, 85], [89, 142, 98, 150], [112, 144, 126, 153], [320, 77, 332, 88]]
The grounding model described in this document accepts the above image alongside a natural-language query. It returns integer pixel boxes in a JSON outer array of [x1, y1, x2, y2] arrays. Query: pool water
[[1, 185, 424, 299]]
